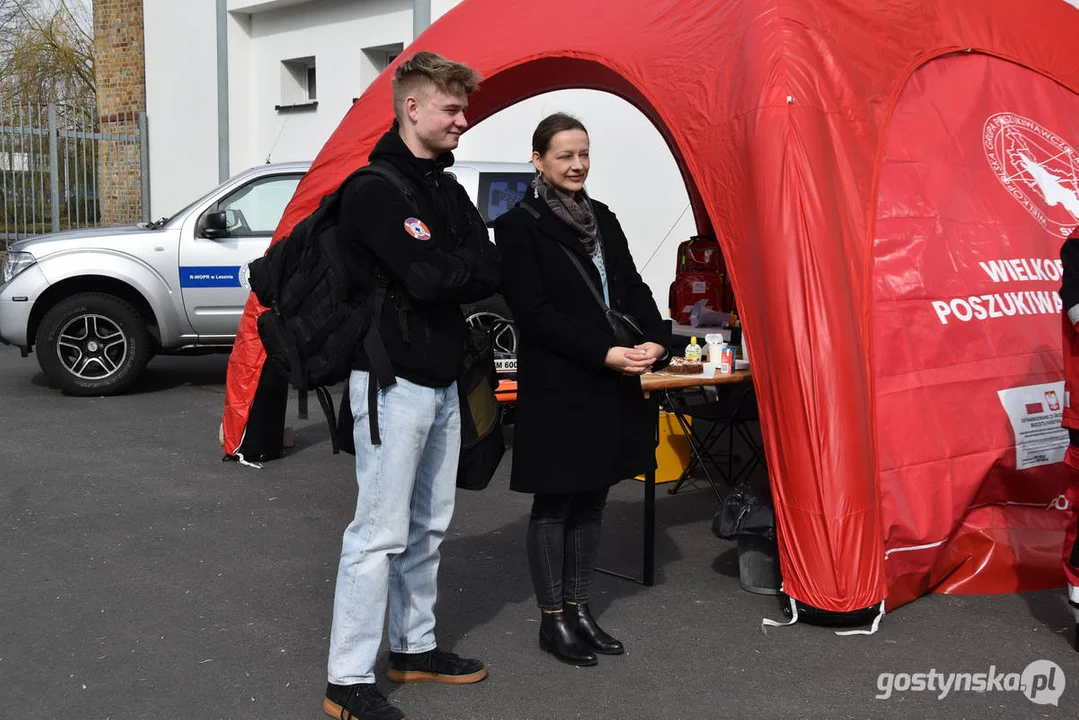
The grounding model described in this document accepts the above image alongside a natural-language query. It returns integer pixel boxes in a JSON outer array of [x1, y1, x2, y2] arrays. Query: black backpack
[[249, 163, 505, 490], [248, 164, 412, 451]]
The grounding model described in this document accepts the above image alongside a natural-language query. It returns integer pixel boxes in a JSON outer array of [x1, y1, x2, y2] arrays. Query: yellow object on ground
[[636, 411, 692, 484]]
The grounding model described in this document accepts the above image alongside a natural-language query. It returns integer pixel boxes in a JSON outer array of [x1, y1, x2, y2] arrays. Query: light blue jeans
[[327, 370, 461, 685]]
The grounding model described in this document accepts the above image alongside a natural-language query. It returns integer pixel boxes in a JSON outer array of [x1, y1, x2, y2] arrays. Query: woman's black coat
[[493, 192, 670, 495]]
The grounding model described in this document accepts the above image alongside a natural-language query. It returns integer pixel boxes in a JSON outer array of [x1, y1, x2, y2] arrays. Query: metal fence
[[0, 104, 149, 250]]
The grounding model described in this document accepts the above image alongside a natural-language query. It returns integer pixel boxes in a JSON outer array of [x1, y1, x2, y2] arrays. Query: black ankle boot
[[564, 602, 624, 655], [539, 611, 598, 666]]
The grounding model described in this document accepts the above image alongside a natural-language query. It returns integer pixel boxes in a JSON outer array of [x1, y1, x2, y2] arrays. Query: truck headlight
[[1, 251, 36, 284]]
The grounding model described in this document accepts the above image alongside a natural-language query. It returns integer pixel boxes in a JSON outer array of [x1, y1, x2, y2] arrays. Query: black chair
[[662, 383, 765, 499]]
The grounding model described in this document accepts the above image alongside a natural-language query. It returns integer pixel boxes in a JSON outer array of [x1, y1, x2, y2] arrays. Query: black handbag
[[518, 199, 645, 347], [558, 243, 644, 347]]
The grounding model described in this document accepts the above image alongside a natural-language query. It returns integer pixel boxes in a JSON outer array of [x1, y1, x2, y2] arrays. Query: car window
[[477, 172, 534, 226], [214, 175, 302, 236]]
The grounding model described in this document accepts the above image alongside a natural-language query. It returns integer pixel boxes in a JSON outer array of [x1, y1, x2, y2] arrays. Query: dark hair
[[531, 113, 588, 156]]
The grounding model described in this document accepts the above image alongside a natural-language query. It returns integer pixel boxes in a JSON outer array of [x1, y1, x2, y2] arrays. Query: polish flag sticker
[[404, 217, 431, 240]]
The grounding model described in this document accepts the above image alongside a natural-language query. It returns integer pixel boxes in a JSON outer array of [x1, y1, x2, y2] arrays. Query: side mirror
[[200, 210, 229, 239]]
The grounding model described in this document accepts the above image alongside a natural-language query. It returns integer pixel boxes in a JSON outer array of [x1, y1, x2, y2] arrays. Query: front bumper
[[0, 263, 49, 349]]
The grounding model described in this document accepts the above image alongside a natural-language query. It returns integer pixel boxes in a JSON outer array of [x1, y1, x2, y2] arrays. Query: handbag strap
[[559, 244, 610, 313], [519, 201, 610, 315]]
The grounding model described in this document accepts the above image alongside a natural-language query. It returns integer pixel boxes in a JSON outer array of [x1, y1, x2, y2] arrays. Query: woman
[[494, 113, 670, 666]]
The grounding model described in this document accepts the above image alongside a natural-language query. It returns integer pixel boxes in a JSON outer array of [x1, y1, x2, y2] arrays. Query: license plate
[[494, 358, 517, 373]]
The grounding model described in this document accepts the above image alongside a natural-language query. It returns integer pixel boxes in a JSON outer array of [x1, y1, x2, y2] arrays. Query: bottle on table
[[684, 336, 703, 363]]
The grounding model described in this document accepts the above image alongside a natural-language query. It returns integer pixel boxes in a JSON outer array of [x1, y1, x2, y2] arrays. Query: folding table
[[596, 367, 754, 586]]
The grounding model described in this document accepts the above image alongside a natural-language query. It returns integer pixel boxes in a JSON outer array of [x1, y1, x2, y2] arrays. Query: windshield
[[152, 169, 306, 229], [148, 185, 224, 229]]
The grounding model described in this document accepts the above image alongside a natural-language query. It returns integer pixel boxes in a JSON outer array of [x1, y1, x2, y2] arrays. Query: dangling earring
[[534, 186, 539, 199]]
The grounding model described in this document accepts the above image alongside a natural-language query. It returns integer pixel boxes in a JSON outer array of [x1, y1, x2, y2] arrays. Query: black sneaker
[[387, 647, 488, 684], [322, 683, 405, 720]]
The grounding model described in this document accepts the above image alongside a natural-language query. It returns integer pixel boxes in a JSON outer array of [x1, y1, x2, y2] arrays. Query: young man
[[323, 52, 500, 720]]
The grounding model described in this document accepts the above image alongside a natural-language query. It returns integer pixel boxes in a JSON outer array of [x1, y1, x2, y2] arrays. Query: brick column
[[93, 0, 146, 225]]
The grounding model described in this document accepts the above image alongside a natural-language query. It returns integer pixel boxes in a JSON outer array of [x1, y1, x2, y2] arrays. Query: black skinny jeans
[[526, 488, 610, 611]]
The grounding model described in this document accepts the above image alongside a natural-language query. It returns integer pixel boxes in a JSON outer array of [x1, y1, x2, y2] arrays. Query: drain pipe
[[413, 0, 430, 39], [216, 0, 230, 182]]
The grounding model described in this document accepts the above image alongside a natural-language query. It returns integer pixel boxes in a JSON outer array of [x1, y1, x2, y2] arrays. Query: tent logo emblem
[[984, 112, 1079, 238]]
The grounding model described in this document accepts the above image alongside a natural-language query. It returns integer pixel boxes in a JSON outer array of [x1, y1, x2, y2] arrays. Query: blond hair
[[391, 51, 482, 121]]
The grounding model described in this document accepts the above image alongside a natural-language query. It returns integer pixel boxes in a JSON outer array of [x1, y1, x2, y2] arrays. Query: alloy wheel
[[55, 313, 129, 380], [465, 311, 518, 355]]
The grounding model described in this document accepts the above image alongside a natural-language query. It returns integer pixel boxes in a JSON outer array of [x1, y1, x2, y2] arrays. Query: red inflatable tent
[[223, 0, 1079, 615]]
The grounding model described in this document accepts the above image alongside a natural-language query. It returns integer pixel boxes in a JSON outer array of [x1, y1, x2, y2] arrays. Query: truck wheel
[[462, 295, 513, 322], [35, 292, 153, 396], [462, 295, 517, 355]]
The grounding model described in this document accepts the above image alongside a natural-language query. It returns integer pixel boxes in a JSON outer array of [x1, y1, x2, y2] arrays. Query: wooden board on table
[[640, 367, 753, 393]]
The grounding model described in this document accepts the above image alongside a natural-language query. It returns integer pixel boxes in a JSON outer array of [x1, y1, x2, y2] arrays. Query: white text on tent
[[931, 291, 1062, 324]]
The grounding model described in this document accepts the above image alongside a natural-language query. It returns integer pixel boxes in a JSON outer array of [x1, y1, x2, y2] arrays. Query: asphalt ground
[[2, 346, 1079, 719]]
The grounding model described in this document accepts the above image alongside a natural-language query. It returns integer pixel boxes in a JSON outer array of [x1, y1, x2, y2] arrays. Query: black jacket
[[494, 192, 670, 494], [339, 124, 500, 387], [1062, 237, 1079, 315]]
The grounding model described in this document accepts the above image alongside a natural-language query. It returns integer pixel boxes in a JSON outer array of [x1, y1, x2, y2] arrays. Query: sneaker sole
[[322, 697, 349, 719], [386, 667, 488, 684], [322, 697, 409, 720]]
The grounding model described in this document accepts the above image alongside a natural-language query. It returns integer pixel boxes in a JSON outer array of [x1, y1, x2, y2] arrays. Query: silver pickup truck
[[0, 160, 528, 395]]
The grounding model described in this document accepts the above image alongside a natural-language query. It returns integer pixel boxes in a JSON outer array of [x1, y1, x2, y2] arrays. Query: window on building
[[363, 43, 404, 72], [359, 43, 406, 93], [280, 56, 317, 109]]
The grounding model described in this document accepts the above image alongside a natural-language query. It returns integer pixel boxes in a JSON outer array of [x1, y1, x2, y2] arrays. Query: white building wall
[[143, 0, 221, 220], [244, 0, 412, 166], [143, 0, 694, 312]]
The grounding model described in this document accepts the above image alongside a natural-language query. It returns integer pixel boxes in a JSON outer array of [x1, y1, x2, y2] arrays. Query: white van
[[446, 162, 535, 240]]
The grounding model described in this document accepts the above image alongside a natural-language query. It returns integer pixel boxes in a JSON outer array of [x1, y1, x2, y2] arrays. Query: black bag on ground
[[334, 326, 505, 491], [712, 477, 775, 540], [247, 164, 412, 453], [714, 477, 781, 595]]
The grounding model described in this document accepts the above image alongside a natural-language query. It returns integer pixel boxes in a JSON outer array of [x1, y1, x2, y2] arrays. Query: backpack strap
[[340, 162, 420, 446], [314, 386, 339, 454], [355, 163, 418, 207], [359, 164, 416, 344], [363, 283, 395, 445]]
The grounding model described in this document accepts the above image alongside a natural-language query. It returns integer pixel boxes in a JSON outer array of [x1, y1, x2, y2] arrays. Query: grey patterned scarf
[[531, 173, 599, 253]]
